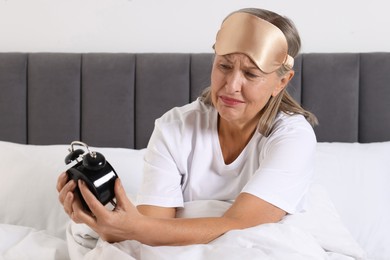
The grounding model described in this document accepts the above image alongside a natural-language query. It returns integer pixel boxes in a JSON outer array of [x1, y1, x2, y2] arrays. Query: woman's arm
[[69, 178, 286, 246], [137, 205, 176, 218]]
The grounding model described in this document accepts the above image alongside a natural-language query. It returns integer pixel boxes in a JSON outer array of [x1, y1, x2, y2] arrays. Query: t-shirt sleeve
[[136, 119, 185, 208], [242, 120, 316, 214]]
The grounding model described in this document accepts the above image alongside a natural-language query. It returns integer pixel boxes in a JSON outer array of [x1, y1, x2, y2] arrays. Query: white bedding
[[81, 224, 327, 260], [0, 224, 69, 260], [67, 186, 365, 260], [2, 140, 390, 260]]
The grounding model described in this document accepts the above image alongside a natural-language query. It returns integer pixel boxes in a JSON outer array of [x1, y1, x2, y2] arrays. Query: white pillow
[[90, 146, 146, 197], [176, 184, 365, 258], [0, 141, 146, 240], [281, 183, 365, 259], [314, 142, 390, 260]]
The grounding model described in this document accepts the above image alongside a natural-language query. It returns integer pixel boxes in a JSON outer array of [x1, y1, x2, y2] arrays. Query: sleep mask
[[214, 12, 294, 74]]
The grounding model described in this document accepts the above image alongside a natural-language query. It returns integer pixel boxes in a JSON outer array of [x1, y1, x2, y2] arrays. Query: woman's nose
[[225, 71, 243, 93]]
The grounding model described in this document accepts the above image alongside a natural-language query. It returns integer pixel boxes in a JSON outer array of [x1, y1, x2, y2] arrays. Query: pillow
[[313, 142, 390, 260], [0, 141, 146, 240], [90, 146, 146, 197], [177, 185, 365, 258], [281, 183, 365, 259]]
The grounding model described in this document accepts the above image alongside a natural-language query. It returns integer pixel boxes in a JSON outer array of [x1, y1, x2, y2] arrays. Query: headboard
[[1, 52, 390, 149]]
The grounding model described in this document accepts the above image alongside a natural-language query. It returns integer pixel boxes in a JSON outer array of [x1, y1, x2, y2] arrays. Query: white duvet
[[2, 141, 390, 260], [82, 224, 327, 260], [0, 224, 68, 260], [67, 188, 366, 260]]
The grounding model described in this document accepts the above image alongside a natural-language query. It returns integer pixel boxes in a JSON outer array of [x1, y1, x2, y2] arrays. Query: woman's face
[[211, 53, 290, 128]]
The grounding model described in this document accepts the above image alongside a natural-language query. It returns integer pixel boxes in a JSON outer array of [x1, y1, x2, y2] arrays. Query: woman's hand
[[57, 172, 79, 217], [73, 178, 143, 242], [57, 172, 142, 242]]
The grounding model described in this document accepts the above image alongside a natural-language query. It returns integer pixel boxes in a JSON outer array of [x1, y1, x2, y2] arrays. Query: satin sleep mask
[[214, 12, 294, 74]]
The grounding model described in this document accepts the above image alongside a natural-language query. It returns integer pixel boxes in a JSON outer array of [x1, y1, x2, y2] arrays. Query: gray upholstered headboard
[[1, 52, 390, 149]]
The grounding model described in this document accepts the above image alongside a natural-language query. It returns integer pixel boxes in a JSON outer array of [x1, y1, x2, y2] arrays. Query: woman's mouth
[[219, 96, 244, 106]]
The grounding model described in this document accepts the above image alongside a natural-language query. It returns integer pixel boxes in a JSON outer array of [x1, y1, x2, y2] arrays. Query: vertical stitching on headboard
[[189, 54, 192, 103], [300, 54, 305, 107], [357, 53, 361, 142], [79, 54, 83, 142], [25, 53, 29, 144], [133, 54, 137, 149]]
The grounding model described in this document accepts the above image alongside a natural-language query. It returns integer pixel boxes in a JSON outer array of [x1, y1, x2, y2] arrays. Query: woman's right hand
[[56, 172, 78, 218]]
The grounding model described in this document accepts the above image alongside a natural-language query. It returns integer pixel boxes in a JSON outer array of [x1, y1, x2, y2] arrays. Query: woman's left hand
[[71, 178, 142, 243]]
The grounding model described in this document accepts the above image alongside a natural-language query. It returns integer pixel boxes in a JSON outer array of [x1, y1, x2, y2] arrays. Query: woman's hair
[[200, 8, 318, 137]]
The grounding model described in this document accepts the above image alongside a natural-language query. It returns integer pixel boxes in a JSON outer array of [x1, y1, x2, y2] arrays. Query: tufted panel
[[0, 53, 27, 144], [301, 53, 360, 142], [359, 53, 390, 142], [81, 53, 136, 148], [28, 53, 81, 145]]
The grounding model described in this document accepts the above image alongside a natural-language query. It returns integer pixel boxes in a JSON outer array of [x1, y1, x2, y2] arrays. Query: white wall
[[0, 0, 389, 53]]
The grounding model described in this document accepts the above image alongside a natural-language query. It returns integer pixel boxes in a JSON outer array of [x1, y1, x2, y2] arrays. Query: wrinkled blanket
[[0, 224, 68, 260], [67, 194, 366, 260]]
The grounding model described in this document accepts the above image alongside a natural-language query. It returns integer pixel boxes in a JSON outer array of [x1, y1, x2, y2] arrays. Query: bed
[[0, 52, 389, 260]]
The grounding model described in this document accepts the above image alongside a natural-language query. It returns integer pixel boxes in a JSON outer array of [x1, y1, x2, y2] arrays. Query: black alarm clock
[[64, 141, 118, 211]]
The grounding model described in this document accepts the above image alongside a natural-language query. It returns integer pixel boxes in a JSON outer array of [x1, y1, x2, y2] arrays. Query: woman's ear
[[271, 70, 294, 97]]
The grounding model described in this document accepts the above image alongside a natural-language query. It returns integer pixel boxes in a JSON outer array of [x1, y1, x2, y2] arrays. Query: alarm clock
[[64, 141, 118, 211]]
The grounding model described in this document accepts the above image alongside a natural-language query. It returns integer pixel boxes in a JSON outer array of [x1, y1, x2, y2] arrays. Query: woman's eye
[[245, 71, 259, 79], [219, 63, 231, 70]]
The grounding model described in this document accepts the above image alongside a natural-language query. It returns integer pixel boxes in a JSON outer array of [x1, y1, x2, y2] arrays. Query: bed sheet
[[67, 188, 365, 260], [0, 224, 69, 260]]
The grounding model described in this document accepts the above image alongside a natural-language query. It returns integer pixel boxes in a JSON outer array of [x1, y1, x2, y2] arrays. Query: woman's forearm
[[74, 180, 284, 246], [127, 193, 285, 246], [130, 215, 241, 246]]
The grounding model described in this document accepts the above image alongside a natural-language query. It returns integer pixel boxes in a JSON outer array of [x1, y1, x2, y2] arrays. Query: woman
[[57, 7, 317, 246]]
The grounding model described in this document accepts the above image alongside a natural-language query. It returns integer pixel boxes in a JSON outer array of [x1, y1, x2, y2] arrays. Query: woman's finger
[[63, 191, 74, 216], [114, 178, 131, 210], [58, 179, 76, 205], [77, 180, 109, 224], [70, 191, 96, 225], [56, 172, 68, 192]]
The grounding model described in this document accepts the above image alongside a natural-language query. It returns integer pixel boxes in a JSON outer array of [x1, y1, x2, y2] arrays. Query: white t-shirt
[[136, 99, 316, 214]]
